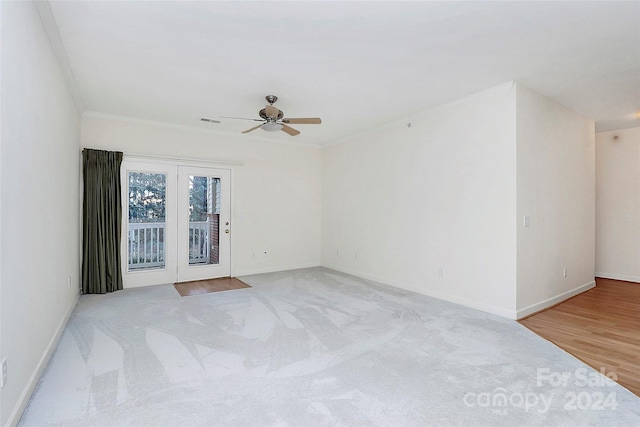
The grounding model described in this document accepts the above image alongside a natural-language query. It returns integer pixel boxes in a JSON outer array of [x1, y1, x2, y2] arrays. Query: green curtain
[[82, 149, 124, 294]]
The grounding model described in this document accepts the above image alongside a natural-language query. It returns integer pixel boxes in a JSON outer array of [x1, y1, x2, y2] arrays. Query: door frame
[[120, 156, 234, 288]]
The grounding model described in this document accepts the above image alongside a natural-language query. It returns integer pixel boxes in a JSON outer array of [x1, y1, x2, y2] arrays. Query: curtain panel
[[82, 149, 124, 294]]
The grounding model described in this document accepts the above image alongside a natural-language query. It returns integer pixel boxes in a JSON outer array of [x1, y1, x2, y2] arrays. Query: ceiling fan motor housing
[[259, 108, 284, 121]]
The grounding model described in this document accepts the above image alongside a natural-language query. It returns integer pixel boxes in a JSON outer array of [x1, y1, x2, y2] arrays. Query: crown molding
[[82, 111, 323, 149]]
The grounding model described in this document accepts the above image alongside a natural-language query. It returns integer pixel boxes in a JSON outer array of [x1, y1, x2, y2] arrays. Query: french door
[[176, 166, 231, 282], [121, 160, 231, 288]]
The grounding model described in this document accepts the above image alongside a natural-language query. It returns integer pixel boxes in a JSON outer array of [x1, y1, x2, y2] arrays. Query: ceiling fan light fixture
[[261, 122, 283, 132]]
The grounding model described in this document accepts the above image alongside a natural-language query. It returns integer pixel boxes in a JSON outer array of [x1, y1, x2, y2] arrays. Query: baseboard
[[234, 262, 321, 278], [322, 263, 518, 319], [6, 294, 79, 427], [516, 280, 595, 319], [595, 272, 640, 284]]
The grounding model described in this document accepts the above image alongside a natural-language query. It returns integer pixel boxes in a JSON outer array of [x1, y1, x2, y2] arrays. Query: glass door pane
[[187, 175, 220, 266], [128, 172, 167, 270]]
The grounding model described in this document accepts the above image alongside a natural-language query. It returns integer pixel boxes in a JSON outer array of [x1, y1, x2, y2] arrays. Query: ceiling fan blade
[[242, 124, 262, 134], [265, 104, 280, 120], [220, 115, 263, 121], [281, 124, 300, 136], [282, 118, 322, 124]]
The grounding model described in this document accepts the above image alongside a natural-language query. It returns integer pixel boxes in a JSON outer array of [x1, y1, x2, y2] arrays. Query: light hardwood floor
[[173, 276, 251, 296], [519, 278, 640, 396]]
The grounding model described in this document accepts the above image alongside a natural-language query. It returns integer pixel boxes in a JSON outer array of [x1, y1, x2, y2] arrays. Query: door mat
[[174, 277, 251, 297]]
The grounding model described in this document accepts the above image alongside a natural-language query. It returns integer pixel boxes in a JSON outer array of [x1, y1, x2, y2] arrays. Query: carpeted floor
[[19, 268, 640, 426]]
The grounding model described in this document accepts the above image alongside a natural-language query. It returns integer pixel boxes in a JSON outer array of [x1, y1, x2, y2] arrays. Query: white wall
[[0, 2, 81, 424], [322, 83, 518, 318], [595, 127, 640, 282], [81, 116, 322, 278], [515, 84, 596, 316]]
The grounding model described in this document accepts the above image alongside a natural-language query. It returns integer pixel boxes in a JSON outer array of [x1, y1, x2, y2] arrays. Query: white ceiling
[[46, 1, 640, 145]]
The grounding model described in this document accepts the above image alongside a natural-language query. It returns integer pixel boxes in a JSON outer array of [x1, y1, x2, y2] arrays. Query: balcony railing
[[128, 222, 165, 269], [188, 221, 209, 264], [128, 220, 210, 270]]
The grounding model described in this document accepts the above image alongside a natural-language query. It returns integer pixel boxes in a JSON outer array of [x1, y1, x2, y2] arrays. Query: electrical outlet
[[438, 268, 444, 278], [563, 268, 567, 278], [67, 276, 72, 288], [1, 358, 7, 388]]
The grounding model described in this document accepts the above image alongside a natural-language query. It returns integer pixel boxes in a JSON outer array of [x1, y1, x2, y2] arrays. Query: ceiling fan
[[222, 95, 321, 136]]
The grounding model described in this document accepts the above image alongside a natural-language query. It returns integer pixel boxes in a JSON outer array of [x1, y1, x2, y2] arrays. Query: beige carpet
[[174, 277, 251, 296]]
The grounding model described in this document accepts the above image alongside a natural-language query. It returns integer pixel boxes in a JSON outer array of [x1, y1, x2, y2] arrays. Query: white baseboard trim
[[322, 263, 518, 319], [595, 272, 640, 284], [516, 280, 595, 319], [7, 294, 79, 427], [234, 262, 321, 278]]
